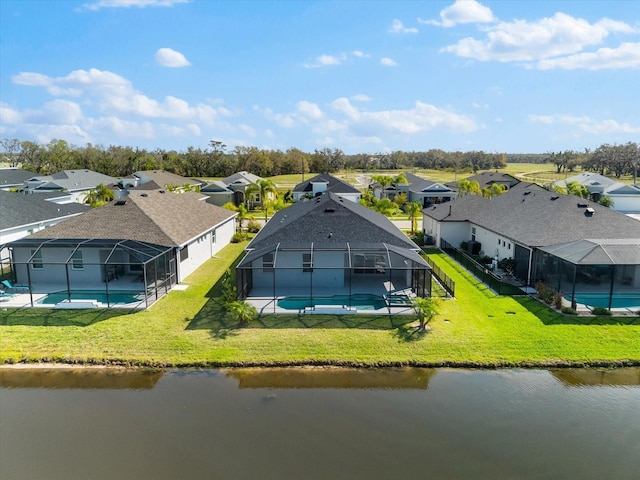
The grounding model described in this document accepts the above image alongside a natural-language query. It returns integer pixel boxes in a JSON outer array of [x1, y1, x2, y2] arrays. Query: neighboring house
[[201, 171, 271, 207], [0, 168, 34, 191], [447, 171, 520, 192], [423, 182, 640, 309], [19, 169, 119, 204], [292, 173, 361, 202], [371, 172, 456, 207], [123, 170, 205, 194], [7, 191, 236, 307], [553, 172, 640, 214], [236, 192, 432, 310]]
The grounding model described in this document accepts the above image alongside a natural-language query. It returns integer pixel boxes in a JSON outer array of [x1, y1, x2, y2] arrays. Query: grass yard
[[1, 244, 638, 367]]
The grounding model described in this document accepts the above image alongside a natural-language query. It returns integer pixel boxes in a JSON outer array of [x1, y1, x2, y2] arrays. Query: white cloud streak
[[421, 0, 495, 28], [81, 0, 190, 11], [388, 19, 418, 34], [529, 114, 640, 134], [155, 48, 191, 67]]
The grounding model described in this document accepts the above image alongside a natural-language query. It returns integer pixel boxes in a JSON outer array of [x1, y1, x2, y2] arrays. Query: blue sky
[[1, 0, 638, 154]]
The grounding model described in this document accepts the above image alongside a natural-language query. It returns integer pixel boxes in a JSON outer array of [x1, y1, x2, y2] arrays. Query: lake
[[1, 367, 639, 480]]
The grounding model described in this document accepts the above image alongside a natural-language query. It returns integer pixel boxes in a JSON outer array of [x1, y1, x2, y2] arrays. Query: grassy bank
[[1, 243, 639, 367]]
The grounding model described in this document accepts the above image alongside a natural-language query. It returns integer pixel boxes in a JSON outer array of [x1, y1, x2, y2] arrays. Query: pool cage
[[236, 242, 432, 311], [1, 238, 177, 308], [532, 239, 640, 310]]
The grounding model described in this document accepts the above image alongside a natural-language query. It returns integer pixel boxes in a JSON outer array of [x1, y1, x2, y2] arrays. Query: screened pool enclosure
[[1, 238, 177, 308], [236, 242, 433, 308]]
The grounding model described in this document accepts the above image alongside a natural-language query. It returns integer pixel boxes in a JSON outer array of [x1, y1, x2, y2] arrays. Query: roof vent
[[524, 191, 531, 196], [550, 195, 559, 200], [159, 190, 165, 194], [585, 207, 595, 216], [140, 193, 148, 197], [115, 200, 127, 206], [324, 207, 335, 213], [577, 203, 588, 208]]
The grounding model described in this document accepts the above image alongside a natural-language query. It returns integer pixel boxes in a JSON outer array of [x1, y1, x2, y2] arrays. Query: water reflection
[[551, 367, 640, 387], [0, 367, 162, 389], [226, 366, 436, 389]]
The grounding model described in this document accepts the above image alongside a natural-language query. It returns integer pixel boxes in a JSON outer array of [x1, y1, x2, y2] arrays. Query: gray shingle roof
[[25, 191, 236, 247], [424, 182, 640, 247], [134, 170, 203, 189], [0, 168, 35, 188], [0, 190, 89, 232], [293, 173, 360, 194], [248, 191, 418, 250], [404, 172, 454, 194], [25, 170, 118, 192], [447, 171, 520, 190], [222, 171, 262, 186]]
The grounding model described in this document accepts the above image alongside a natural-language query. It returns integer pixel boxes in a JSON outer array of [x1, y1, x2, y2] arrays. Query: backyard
[[0, 241, 639, 367]]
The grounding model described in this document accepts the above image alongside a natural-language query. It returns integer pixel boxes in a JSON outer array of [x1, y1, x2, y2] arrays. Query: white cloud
[[155, 48, 191, 68], [0, 103, 22, 124], [380, 57, 397, 66], [296, 101, 324, 121], [535, 42, 640, 70], [421, 0, 495, 28], [80, 0, 190, 11], [388, 19, 418, 34], [442, 13, 636, 63], [529, 114, 640, 134], [352, 50, 371, 58], [351, 94, 371, 102], [303, 54, 341, 68]]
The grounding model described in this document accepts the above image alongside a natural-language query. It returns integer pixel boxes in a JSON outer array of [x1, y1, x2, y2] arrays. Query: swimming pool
[[37, 290, 145, 306], [566, 293, 640, 309], [277, 294, 387, 311]]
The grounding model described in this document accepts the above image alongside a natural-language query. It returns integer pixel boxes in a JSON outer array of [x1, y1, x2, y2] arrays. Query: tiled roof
[[248, 191, 418, 250], [293, 173, 360, 194], [26, 191, 236, 247], [424, 182, 640, 247], [0, 190, 89, 232]]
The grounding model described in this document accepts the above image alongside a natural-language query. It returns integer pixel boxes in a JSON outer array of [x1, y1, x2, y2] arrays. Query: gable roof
[[0, 168, 34, 188], [447, 171, 520, 190], [555, 172, 640, 196], [25, 191, 236, 247], [134, 170, 203, 189], [293, 173, 360, 195], [248, 191, 417, 250], [222, 171, 262, 186], [24, 170, 118, 192], [424, 182, 640, 247], [404, 172, 454, 194], [0, 190, 89, 232]]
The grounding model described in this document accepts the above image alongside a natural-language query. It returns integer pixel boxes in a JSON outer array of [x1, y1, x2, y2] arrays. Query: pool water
[[38, 290, 144, 306], [566, 293, 640, 309], [277, 294, 387, 311]]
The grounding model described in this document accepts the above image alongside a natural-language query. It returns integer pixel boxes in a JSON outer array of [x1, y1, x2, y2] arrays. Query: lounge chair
[[1, 280, 29, 292], [0, 290, 15, 301]]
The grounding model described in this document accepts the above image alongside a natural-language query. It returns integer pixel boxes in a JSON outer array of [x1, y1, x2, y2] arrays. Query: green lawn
[[1, 244, 638, 367]]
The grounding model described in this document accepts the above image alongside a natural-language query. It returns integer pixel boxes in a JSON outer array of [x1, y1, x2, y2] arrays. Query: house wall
[[13, 247, 105, 286], [204, 192, 234, 207], [471, 224, 515, 261], [610, 195, 640, 213], [423, 215, 470, 248], [178, 217, 235, 281]]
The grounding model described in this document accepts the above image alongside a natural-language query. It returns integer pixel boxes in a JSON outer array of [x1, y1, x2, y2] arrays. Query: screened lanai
[[236, 242, 432, 311], [2, 238, 177, 308], [533, 239, 640, 311]]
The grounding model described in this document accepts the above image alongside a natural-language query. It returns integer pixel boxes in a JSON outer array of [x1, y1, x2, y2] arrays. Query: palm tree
[[404, 201, 422, 234], [246, 179, 277, 209], [227, 300, 258, 326], [83, 183, 114, 207], [413, 297, 440, 332]]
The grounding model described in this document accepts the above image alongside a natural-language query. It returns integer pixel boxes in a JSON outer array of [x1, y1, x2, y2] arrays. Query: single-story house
[[120, 170, 205, 194], [371, 172, 456, 207], [5, 191, 236, 308], [236, 191, 431, 313], [18, 169, 119, 204], [0, 168, 35, 191], [292, 173, 361, 202], [553, 172, 640, 214], [423, 182, 640, 310], [201, 171, 272, 207], [447, 171, 520, 192]]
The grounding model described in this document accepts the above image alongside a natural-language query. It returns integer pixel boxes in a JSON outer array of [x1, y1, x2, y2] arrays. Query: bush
[[591, 306, 611, 316], [460, 241, 469, 252], [411, 231, 425, 246], [553, 292, 564, 310], [231, 232, 246, 243], [535, 281, 555, 305], [246, 220, 261, 233], [478, 255, 493, 266], [561, 307, 577, 315]]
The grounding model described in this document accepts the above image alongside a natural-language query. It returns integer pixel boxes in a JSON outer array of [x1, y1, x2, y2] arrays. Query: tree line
[[0, 138, 637, 180]]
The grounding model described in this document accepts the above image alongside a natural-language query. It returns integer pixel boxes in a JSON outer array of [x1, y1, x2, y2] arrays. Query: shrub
[[553, 292, 564, 310], [498, 258, 516, 275], [231, 232, 246, 243], [220, 269, 237, 304], [478, 255, 493, 266], [561, 307, 577, 315], [591, 306, 611, 316], [460, 241, 469, 252], [411, 231, 425, 246], [535, 281, 555, 305], [246, 220, 261, 233]]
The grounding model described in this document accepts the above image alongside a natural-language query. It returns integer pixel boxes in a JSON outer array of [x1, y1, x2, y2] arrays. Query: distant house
[[553, 172, 640, 214], [6, 191, 236, 308], [423, 182, 640, 310], [0, 168, 34, 191], [447, 171, 520, 192], [19, 169, 119, 204], [292, 173, 361, 202], [371, 172, 455, 207], [236, 192, 431, 312], [120, 170, 205, 194], [201, 171, 271, 207]]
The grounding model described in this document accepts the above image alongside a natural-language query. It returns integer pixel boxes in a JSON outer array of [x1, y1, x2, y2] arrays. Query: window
[[180, 246, 189, 262], [31, 249, 43, 269], [472, 227, 477, 235], [211, 229, 217, 245], [303, 253, 312, 272], [263, 253, 274, 272], [71, 250, 83, 270], [354, 254, 385, 274]]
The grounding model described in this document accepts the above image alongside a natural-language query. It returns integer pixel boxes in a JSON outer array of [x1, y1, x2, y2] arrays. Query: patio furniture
[[0, 290, 15, 301], [1, 280, 29, 292]]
